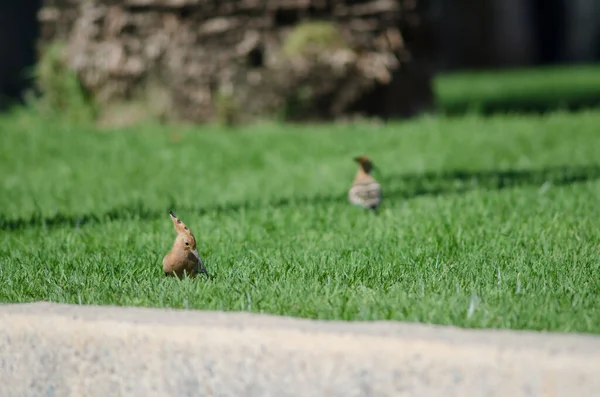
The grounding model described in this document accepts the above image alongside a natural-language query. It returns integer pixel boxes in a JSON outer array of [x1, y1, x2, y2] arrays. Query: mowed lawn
[[0, 110, 599, 333]]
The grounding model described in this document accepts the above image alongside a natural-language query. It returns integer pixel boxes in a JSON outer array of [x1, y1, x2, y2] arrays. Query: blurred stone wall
[[37, 0, 436, 123]]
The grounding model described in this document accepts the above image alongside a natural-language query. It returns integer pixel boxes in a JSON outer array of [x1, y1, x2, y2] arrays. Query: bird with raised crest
[[162, 211, 208, 279], [348, 156, 382, 211]]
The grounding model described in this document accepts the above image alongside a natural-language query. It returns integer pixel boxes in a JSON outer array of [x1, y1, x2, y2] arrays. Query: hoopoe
[[348, 156, 382, 211], [162, 211, 208, 279]]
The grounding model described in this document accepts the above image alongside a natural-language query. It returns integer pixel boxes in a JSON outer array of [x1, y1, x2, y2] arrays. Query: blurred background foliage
[[0, 0, 598, 124]]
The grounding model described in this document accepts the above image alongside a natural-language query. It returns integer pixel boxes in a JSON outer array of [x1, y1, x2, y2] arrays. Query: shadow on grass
[[440, 95, 600, 117], [2, 164, 599, 231]]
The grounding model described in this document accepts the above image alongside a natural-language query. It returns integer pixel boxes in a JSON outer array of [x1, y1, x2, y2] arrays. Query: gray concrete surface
[[1, 302, 599, 397]]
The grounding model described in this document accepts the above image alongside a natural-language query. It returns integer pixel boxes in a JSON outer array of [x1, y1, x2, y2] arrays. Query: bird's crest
[[169, 210, 197, 249], [353, 156, 374, 174]]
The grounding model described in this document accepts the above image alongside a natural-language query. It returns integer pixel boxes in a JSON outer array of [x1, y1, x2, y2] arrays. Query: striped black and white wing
[[348, 181, 381, 209]]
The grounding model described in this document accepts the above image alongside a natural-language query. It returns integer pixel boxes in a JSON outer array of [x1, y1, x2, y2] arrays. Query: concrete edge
[[2, 301, 599, 351], [1, 302, 600, 396]]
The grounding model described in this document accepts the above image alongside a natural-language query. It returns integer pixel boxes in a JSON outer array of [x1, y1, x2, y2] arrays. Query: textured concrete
[[1, 302, 600, 397]]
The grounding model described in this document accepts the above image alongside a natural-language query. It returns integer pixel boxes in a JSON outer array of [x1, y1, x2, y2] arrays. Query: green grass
[[1, 110, 599, 334], [435, 64, 600, 115]]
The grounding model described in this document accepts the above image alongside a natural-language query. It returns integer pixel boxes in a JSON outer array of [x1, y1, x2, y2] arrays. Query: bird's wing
[[190, 249, 208, 274], [349, 181, 381, 207]]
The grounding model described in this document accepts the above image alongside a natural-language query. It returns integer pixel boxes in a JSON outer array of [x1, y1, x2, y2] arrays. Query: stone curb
[[1, 302, 599, 396]]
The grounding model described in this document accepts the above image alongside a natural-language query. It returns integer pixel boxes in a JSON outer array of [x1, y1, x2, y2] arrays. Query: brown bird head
[[354, 156, 375, 174], [168, 210, 197, 252]]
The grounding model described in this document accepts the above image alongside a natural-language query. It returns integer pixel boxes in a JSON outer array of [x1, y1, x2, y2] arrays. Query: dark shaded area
[[274, 8, 300, 26], [0, 0, 41, 110], [436, 0, 599, 70], [436, 0, 495, 69], [350, 63, 435, 120], [246, 46, 264, 68], [532, 0, 566, 64], [440, 93, 600, 117], [2, 164, 599, 232]]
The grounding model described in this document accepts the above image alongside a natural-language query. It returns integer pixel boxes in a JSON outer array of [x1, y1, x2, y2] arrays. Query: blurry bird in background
[[348, 156, 382, 211], [162, 211, 208, 279]]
